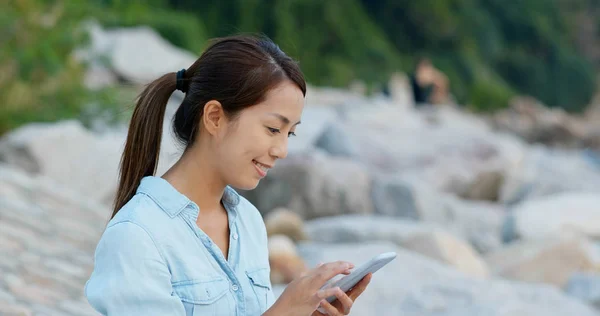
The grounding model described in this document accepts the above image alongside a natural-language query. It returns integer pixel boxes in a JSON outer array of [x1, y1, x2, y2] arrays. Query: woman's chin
[[232, 178, 261, 191]]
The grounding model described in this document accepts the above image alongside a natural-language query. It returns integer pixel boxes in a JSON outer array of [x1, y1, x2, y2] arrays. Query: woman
[[84, 35, 371, 315]]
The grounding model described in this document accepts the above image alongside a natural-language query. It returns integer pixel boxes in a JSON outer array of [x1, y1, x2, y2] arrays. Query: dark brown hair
[[111, 34, 306, 219]]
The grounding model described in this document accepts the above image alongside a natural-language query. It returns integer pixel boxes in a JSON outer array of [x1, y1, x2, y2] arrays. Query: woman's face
[[214, 80, 305, 190]]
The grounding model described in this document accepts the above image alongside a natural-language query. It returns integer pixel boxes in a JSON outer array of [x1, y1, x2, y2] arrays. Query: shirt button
[[232, 233, 238, 240], [232, 284, 239, 291]]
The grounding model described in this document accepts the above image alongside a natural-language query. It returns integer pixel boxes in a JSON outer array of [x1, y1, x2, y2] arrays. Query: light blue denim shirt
[[84, 176, 275, 315]]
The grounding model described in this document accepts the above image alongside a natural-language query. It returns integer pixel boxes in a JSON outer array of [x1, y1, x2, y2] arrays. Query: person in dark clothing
[[409, 57, 449, 105]]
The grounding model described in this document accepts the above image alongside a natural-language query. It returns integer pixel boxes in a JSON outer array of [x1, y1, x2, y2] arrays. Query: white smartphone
[[319, 252, 397, 306]]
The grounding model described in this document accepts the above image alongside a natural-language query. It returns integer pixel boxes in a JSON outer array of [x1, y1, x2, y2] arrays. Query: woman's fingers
[[311, 261, 354, 287], [318, 299, 343, 316], [331, 287, 353, 314], [347, 273, 372, 301], [315, 287, 352, 315]]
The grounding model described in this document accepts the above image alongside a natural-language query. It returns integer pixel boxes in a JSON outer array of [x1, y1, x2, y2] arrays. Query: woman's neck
[[161, 149, 226, 215]]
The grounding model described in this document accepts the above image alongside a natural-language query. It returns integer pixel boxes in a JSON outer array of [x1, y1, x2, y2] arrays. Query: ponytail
[[111, 71, 184, 219]]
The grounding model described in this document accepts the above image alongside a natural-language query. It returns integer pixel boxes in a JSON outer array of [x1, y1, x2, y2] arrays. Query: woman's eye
[[267, 127, 280, 134], [288, 131, 296, 137]]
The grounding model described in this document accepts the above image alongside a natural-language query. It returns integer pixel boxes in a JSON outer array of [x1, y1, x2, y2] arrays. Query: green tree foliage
[[167, 0, 402, 88]]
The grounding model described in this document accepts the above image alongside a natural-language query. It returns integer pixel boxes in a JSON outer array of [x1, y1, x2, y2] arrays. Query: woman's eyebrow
[[268, 113, 301, 126]]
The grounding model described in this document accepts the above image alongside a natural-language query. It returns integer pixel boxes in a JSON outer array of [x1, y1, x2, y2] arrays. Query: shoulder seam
[[107, 220, 169, 267]]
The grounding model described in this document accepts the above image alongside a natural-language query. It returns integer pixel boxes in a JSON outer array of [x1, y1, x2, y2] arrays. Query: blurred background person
[[410, 57, 450, 105]]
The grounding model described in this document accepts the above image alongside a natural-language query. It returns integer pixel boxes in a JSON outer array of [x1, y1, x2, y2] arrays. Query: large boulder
[[316, 103, 527, 199], [0, 99, 184, 206], [264, 207, 307, 242], [503, 193, 600, 242], [499, 147, 600, 205], [290, 242, 600, 316], [485, 237, 597, 287], [81, 21, 197, 84], [304, 215, 489, 278], [492, 96, 587, 148], [240, 150, 374, 220], [0, 120, 123, 204], [371, 177, 506, 253]]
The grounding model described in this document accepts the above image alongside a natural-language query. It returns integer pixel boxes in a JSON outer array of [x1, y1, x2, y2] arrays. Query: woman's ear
[[202, 100, 225, 136]]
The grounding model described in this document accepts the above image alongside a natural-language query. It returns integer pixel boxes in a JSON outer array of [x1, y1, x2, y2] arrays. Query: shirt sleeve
[[85, 221, 185, 316]]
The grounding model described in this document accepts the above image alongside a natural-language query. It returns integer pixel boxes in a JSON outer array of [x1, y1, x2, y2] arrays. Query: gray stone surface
[[305, 215, 489, 277], [566, 272, 600, 309], [290, 242, 600, 316], [242, 150, 374, 219], [0, 164, 104, 315], [503, 192, 600, 242]]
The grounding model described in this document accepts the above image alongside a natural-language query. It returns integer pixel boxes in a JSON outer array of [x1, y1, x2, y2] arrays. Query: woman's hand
[[312, 272, 372, 316], [265, 261, 372, 316]]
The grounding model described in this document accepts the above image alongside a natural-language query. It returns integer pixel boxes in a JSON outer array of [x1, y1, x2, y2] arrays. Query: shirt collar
[[136, 176, 240, 219]]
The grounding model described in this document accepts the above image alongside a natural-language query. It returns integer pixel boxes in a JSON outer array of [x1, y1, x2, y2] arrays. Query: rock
[[387, 72, 414, 109], [371, 177, 506, 253], [565, 272, 600, 309], [0, 164, 108, 315], [292, 242, 599, 316], [460, 170, 504, 202], [419, 105, 493, 133], [268, 235, 306, 284], [492, 96, 587, 148], [83, 63, 118, 90], [0, 304, 32, 316], [288, 106, 338, 154], [340, 98, 426, 130], [0, 97, 184, 206], [305, 215, 441, 244], [314, 122, 358, 158], [304, 84, 366, 108], [586, 92, 600, 122], [485, 237, 597, 287], [504, 192, 600, 242], [584, 128, 600, 152], [444, 196, 506, 254], [401, 230, 489, 278], [0, 121, 123, 203], [584, 148, 600, 168], [82, 21, 197, 84], [240, 150, 374, 220], [305, 215, 489, 277], [264, 207, 307, 242], [316, 104, 527, 199], [500, 146, 600, 205]]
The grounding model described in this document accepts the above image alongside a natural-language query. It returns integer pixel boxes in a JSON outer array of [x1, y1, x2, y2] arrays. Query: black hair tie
[[176, 69, 187, 93]]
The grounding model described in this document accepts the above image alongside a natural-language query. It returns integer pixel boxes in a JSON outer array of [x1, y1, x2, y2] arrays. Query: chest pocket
[[246, 268, 272, 312], [173, 278, 235, 316]]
